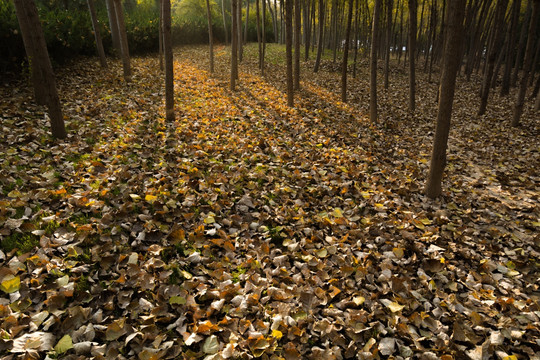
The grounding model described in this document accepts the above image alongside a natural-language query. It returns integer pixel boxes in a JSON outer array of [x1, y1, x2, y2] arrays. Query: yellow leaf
[[503, 356, 518, 360], [145, 194, 157, 203], [393, 247, 404, 259], [332, 208, 343, 218], [54, 334, 73, 354], [387, 302, 405, 313], [0, 276, 21, 294], [271, 329, 283, 339], [353, 296, 365, 306]]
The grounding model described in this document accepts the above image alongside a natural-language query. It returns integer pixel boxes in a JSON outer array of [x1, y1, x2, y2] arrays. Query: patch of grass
[[1, 232, 39, 255], [14, 207, 25, 219], [75, 275, 90, 293], [42, 220, 61, 235]]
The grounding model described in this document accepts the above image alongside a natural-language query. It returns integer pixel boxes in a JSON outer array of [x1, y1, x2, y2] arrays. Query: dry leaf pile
[[0, 44, 538, 359]]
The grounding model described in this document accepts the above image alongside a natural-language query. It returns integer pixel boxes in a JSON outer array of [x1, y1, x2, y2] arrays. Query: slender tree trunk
[[529, 36, 540, 87], [256, 0, 263, 70], [478, 0, 508, 115], [106, 0, 121, 56], [511, 0, 532, 87], [500, 0, 521, 95], [245, 0, 250, 43], [408, 0, 417, 111], [416, 0, 425, 60], [425, 0, 465, 199], [286, 0, 294, 106], [304, 0, 311, 60], [113, 0, 131, 82], [15, 0, 47, 105], [273, 0, 279, 42], [206, 0, 215, 73], [384, 0, 392, 89], [158, 0, 164, 71], [262, 0, 267, 66], [314, 0, 325, 72], [222, 0, 229, 45], [238, 0, 243, 61], [162, 0, 174, 121], [87, 0, 108, 68], [370, 0, 381, 122], [294, 0, 301, 89], [341, 0, 353, 102], [13, 0, 66, 139], [512, 0, 539, 126], [353, 0, 360, 78], [231, 0, 238, 89]]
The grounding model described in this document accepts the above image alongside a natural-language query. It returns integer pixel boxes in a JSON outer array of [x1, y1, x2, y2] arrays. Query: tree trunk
[[384, 0, 392, 89], [113, 0, 131, 82], [231, 0, 238, 89], [314, 0, 325, 72], [262, 0, 267, 67], [238, 0, 243, 61], [286, 0, 294, 106], [106, 0, 121, 56], [304, 0, 311, 60], [353, 0, 360, 77], [341, 0, 353, 102], [478, 0, 508, 115], [87, 0, 108, 68], [512, 0, 539, 126], [222, 0, 229, 45], [162, 0, 174, 121], [534, 82, 540, 111], [500, 0, 521, 96], [206, 0, 215, 73], [256, 0, 263, 70], [158, 0, 164, 71], [245, 0, 250, 43], [13, 0, 66, 139], [408, 0, 417, 111], [425, 0, 465, 199], [370, 0, 381, 122], [15, 0, 47, 105], [294, 0, 301, 89], [511, 0, 532, 87]]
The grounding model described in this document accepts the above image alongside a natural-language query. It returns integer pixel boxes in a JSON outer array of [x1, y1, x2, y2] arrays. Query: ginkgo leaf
[[271, 329, 283, 339], [145, 194, 157, 202]]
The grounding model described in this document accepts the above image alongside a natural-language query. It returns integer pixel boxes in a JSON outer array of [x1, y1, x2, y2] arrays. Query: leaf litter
[[0, 44, 538, 359]]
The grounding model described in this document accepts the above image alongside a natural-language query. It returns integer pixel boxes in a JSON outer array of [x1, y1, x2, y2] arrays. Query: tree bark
[[370, 0, 381, 122], [294, 0, 301, 89], [231, 0, 238, 90], [87, 0, 108, 68], [15, 0, 47, 105], [106, 0, 121, 56], [206, 0, 215, 73], [500, 0, 521, 96], [238, 0, 243, 61], [341, 0, 353, 102], [408, 0, 417, 112], [512, 0, 539, 126], [222, 0, 229, 45], [511, 0, 532, 87], [314, 0, 325, 72], [113, 0, 131, 82], [158, 0, 164, 71], [13, 0, 66, 139], [384, 0, 392, 89], [286, 0, 294, 106], [425, 0, 465, 199], [478, 0, 508, 115], [162, 0, 174, 121], [245, 0, 250, 43], [256, 0, 263, 70]]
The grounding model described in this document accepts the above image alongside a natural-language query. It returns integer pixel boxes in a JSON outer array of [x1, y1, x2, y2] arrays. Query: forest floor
[[0, 44, 539, 360]]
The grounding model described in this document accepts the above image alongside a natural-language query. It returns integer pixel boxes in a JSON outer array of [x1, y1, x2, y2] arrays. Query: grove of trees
[[0, 0, 538, 358]]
